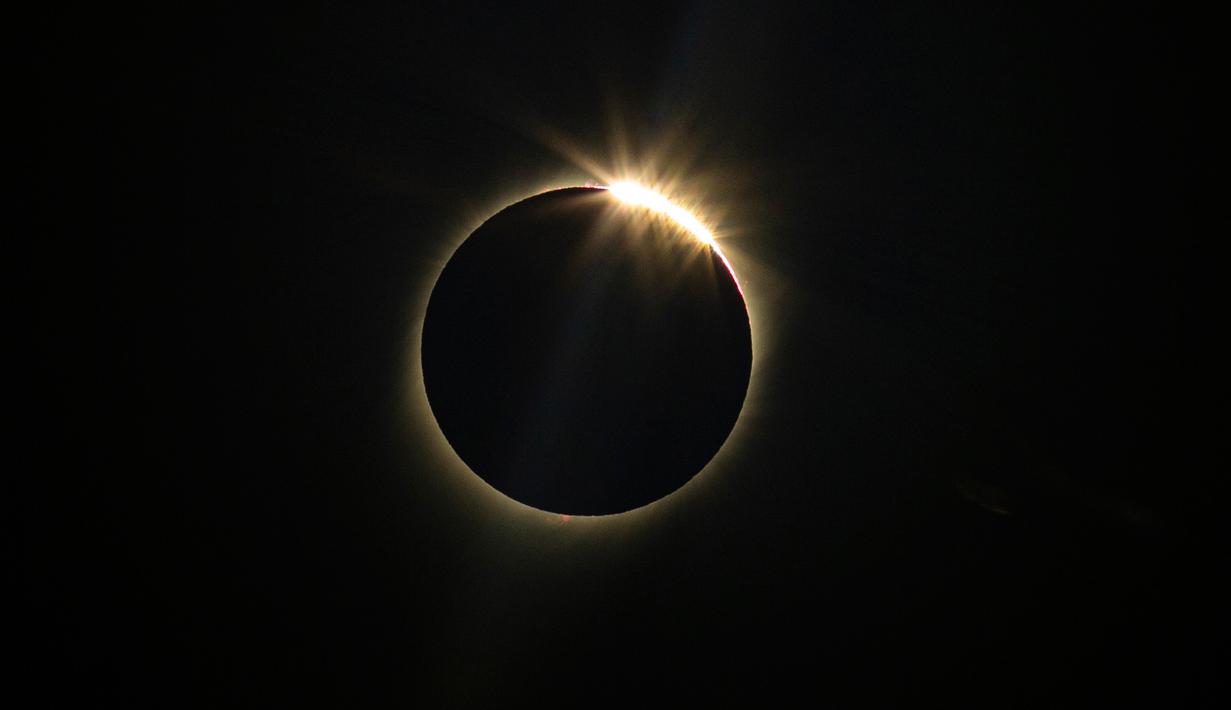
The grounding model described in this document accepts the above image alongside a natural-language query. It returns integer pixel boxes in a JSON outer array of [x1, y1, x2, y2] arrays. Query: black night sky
[[29, 2, 1220, 705]]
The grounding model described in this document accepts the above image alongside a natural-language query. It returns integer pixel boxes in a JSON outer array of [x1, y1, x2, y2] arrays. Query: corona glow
[[605, 181, 742, 296]]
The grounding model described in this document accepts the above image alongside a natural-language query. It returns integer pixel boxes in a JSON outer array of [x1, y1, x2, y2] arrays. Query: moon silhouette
[[422, 186, 752, 515]]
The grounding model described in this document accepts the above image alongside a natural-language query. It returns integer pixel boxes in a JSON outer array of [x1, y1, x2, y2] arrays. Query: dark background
[[29, 2, 1220, 705]]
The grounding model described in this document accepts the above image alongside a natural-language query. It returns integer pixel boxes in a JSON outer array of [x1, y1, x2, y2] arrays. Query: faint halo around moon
[[421, 186, 752, 515]]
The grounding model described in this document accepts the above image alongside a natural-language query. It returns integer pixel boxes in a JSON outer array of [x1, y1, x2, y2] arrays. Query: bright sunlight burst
[[607, 181, 718, 248], [605, 181, 741, 295]]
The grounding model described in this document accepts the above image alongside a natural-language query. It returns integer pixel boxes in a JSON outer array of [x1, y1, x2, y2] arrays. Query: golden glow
[[400, 133, 780, 525], [607, 181, 717, 248], [605, 181, 742, 296], [402, 174, 769, 525]]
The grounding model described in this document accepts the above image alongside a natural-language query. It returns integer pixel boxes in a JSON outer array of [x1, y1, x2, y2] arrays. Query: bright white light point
[[607, 182, 718, 249], [606, 181, 742, 296]]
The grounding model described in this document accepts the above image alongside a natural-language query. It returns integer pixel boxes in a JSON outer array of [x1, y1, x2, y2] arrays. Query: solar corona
[[420, 183, 752, 516]]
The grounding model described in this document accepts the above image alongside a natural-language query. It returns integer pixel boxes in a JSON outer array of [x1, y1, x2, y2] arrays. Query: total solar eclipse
[[422, 185, 752, 515]]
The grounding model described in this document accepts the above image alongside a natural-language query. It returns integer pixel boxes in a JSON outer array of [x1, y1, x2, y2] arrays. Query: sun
[[606, 181, 718, 248], [401, 170, 766, 523], [604, 181, 742, 296]]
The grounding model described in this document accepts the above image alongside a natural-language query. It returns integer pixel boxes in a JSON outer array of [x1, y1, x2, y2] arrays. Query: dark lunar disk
[[422, 187, 752, 515]]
